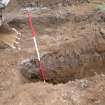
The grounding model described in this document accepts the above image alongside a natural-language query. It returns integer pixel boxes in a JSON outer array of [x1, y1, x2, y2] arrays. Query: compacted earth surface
[[0, 0, 105, 105]]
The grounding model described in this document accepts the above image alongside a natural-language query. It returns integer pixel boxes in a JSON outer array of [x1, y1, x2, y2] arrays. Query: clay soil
[[0, 0, 105, 105]]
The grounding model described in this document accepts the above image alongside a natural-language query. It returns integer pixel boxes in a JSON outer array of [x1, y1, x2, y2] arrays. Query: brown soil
[[0, 0, 105, 105], [4, 75, 105, 105]]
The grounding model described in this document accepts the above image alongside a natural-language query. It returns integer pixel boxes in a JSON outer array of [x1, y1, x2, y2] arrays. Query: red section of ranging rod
[[28, 12, 36, 37], [39, 61, 46, 81], [27, 12, 46, 81]]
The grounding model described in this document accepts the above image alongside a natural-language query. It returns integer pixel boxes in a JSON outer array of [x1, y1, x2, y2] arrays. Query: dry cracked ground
[[0, 0, 105, 105]]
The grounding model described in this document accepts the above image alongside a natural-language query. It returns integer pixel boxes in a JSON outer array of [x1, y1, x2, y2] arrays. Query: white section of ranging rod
[[33, 36, 41, 61]]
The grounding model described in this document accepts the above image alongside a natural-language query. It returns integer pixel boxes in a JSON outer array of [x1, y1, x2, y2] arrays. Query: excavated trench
[[13, 8, 105, 84]]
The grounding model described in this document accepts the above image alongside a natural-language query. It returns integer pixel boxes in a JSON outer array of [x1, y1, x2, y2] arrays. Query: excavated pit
[[8, 5, 105, 84], [1, 1, 105, 105]]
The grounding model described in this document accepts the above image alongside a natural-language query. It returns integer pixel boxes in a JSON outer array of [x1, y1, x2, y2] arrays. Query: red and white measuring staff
[[26, 11, 46, 82]]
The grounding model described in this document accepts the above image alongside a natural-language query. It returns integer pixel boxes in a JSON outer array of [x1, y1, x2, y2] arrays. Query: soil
[[0, 0, 105, 105]]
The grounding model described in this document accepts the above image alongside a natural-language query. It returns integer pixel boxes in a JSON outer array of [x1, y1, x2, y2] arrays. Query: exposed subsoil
[[0, 0, 105, 105]]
